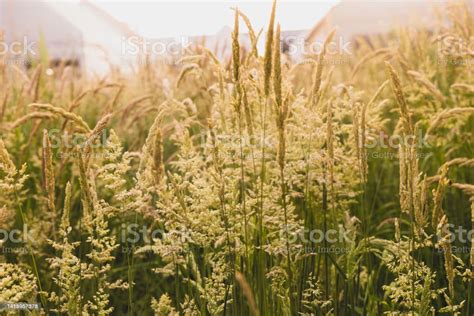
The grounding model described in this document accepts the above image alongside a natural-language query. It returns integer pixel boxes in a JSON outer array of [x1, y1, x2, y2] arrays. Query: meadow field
[[0, 0, 473, 315]]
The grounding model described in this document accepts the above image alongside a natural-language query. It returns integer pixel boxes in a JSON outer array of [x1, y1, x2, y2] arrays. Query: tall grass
[[0, 0, 473, 315]]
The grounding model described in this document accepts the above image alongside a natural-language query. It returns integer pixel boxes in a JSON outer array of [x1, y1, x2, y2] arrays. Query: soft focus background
[[2, 0, 467, 73]]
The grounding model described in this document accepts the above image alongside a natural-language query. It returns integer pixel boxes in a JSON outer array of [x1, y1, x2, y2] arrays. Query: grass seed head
[[264, 0, 277, 97], [42, 129, 55, 213]]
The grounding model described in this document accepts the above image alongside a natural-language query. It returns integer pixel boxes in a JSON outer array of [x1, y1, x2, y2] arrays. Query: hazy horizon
[[90, 0, 338, 38]]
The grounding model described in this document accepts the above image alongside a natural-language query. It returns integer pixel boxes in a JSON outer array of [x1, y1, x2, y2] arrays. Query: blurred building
[[0, 0, 84, 69], [305, 0, 474, 54], [0, 0, 142, 74]]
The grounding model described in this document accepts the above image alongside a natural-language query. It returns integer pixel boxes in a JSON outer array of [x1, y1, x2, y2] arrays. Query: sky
[[88, 0, 339, 38]]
